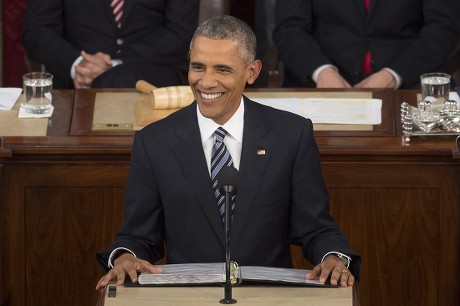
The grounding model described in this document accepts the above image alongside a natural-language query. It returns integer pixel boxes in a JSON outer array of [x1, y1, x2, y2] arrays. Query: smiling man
[[96, 15, 360, 291]]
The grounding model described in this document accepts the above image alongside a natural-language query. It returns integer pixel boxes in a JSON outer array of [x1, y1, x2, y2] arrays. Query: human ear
[[246, 60, 263, 85]]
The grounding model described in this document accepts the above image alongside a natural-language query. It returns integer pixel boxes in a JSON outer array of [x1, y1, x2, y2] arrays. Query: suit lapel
[[230, 97, 272, 249], [101, 0, 117, 27], [354, 0, 379, 22], [353, 0, 367, 19], [120, 0, 135, 27], [172, 104, 226, 247], [367, 0, 377, 20], [353, 0, 377, 21]]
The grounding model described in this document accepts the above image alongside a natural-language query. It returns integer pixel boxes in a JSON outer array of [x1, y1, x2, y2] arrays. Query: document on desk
[[137, 262, 329, 287], [255, 98, 382, 125], [0, 88, 22, 111]]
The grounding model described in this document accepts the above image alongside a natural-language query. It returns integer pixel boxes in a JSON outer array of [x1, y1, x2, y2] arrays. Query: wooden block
[[134, 99, 181, 126]]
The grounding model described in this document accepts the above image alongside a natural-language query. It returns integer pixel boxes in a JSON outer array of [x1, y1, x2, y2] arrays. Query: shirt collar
[[197, 97, 245, 144]]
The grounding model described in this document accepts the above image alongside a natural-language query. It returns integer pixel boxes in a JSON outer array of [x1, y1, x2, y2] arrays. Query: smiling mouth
[[200, 91, 224, 100]]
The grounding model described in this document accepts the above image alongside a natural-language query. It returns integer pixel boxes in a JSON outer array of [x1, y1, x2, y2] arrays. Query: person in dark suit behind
[[95, 15, 360, 291], [22, 0, 199, 89], [273, 0, 460, 89]]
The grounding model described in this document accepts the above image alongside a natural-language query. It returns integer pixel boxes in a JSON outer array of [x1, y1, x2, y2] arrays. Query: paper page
[[0, 88, 22, 111], [256, 98, 382, 125], [241, 266, 324, 286], [138, 263, 326, 286], [138, 262, 225, 285]]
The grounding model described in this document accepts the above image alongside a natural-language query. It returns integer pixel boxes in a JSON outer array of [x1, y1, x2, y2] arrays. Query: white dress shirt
[[197, 97, 245, 173]]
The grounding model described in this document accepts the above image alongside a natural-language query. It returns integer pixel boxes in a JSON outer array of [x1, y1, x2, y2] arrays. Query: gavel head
[[151, 86, 195, 109]]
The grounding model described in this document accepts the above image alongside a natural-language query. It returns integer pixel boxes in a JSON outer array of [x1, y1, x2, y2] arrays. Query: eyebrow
[[190, 61, 204, 67], [190, 62, 234, 72], [214, 64, 233, 72]]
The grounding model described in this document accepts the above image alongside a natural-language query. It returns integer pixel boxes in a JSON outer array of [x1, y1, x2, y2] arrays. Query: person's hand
[[95, 253, 162, 290], [306, 254, 355, 287], [354, 69, 396, 88], [74, 51, 112, 88], [316, 67, 352, 88]]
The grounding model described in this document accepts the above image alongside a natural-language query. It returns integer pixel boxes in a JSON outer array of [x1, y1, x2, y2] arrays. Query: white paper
[[18, 104, 54, 118], [256, 98, 382, 125], [449, 91, 460, 103], [139, 262, 225, 285], [241, 266, 323, 285], [0, 88, 22, 111], [138, 262, 324, 286]]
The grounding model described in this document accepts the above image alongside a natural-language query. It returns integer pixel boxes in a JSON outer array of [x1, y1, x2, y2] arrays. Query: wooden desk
[[98, 285, 353, 306], [1, 89, 459, 306]]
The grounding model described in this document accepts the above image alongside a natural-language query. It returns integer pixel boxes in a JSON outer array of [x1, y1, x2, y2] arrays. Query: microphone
[[217, 166, 238, 304], [217, 165, 238, 241], [217, 165, 238, 202]]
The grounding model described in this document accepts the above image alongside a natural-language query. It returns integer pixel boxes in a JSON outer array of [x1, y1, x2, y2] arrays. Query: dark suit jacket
[[274, 0, 460, 88], [22, 0, 199, 88], [96, 96, 360, 277]]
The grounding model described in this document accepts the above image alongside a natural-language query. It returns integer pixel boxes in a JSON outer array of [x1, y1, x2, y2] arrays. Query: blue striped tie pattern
[[211, 127, 234, 222]]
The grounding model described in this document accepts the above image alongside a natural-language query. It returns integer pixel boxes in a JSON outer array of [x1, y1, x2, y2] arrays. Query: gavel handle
[[136, 80, 157, 93]]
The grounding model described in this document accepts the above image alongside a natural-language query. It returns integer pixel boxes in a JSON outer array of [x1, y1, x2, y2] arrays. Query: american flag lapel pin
[[257, 149, 266, 155]]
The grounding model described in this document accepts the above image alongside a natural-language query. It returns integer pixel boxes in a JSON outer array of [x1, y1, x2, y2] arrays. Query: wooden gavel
[[135, 80, 195, 109]]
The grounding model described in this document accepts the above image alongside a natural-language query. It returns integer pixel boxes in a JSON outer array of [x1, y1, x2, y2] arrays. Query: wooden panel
[[24, 187, 124, 305], [1, 163, 128, 306], [329, 187, 439, 306], [322, 161, 460, 306]]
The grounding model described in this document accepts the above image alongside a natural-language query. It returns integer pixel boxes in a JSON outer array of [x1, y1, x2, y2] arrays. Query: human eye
[[190, 62, 205, 72], [215, 65, 233, 74]]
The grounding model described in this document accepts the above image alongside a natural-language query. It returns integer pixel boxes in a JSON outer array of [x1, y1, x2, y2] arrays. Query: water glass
[[22, 72, 53, 114], [420, 72, 450, 106]]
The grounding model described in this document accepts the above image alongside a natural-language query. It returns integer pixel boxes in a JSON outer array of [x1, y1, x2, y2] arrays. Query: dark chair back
[[199, 0, 230, 24], [254, 0, 283, 87]]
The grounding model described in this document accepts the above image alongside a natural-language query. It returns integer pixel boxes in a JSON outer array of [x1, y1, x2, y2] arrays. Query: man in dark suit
[[22, 0, 199, 89], [95, 15, 360, 290], [273, 0, 460, 89]]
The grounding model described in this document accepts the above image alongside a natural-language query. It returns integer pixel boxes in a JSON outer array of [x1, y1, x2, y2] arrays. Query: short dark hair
[[190, 15, 257, 64]]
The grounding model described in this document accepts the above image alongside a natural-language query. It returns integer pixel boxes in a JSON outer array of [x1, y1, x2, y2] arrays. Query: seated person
[[22, 0, 199, 89], [95, 15, 360, 291], [273, 0, 460, 89]]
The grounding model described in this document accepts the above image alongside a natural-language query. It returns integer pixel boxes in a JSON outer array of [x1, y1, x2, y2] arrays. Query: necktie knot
[[215, 127, 228, 143]]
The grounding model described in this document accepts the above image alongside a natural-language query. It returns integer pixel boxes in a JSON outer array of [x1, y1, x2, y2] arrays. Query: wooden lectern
[[98, 284, 354, 306]]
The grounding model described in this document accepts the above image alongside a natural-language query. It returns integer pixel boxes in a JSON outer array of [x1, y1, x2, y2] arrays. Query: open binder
[[135, 262, 336, 287]]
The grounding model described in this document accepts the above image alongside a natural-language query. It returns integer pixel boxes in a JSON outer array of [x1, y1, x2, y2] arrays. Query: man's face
[[188, 36, 261, 125]]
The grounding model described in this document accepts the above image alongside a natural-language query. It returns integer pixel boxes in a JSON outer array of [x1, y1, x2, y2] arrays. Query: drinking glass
[[22, 72, 53, 114]]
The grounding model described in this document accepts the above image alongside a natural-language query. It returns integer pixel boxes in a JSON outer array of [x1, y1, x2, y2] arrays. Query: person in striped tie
[[96, 15, 360, 291], [274, 0, 460, 89], [22, 0, 199, 89]]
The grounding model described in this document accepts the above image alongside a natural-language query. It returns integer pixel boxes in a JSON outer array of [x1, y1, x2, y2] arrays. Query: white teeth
[[201, 92, 223, 100]]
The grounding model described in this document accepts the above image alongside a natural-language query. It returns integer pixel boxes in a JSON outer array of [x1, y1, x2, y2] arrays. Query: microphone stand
[[220, 184, 237, 304]]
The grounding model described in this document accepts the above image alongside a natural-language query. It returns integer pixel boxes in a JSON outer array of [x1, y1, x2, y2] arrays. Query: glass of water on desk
[[420, 72, 451, 107], [22, 72, 53, 114]]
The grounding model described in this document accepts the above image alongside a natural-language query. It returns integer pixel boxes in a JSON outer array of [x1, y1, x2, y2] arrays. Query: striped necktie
[[110, 0, 124, 28], [211, 127, 235, 222]]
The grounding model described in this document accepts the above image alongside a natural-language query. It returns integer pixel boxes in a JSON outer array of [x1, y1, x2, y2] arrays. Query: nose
[[199, 70, 219, 89]]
